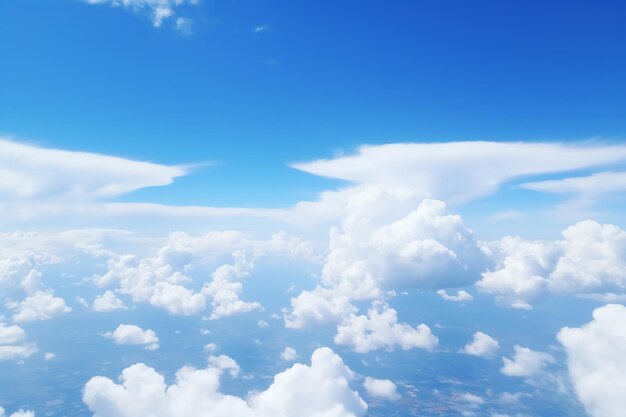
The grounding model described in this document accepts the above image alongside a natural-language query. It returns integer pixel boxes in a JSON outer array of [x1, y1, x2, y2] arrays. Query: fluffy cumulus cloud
[[454, 392, 485, 415], [104, 324, 159, 350], [92, 290, 127, 312], [0, 323, 27, 345], [284, 287, 356, 329], [202, 252, 261, 320], [84, 0, 200, 29], [478, 236, 554, 309], [0, 244, 62, 294], [321, 195, 487, 299], [207, 354, 240, 378], [461, 332, 499, 357], [549, 221, 626, 293], [478, 220, 626, 308], [83, 347, 368, 417], [363, 377, 400, 401], [437, 289, 473, 302], [93, 242, 206, 316], [500, 346, 554, 377], [557, 304, 626, 417], [334, 301, 438, 353], [0, 408, 35, 417], [280, 347, 298, 362], [286, 189, 486, 329], [0, 323, 37, 361], [91, 231, 310, 317], [7, 291, 71, 323]]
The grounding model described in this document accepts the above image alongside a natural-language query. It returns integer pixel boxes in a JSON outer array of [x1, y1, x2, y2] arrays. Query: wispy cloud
[[84, 0, 200, 30], [254, 24, 271, 33]]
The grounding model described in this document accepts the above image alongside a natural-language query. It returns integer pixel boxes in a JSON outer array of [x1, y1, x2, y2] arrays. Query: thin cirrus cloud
[[84, 0, 200, 29]]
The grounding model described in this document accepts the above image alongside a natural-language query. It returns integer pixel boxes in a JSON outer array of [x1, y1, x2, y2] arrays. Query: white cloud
[[4, 140, 626, 231], [549, 221, 626, 293], [0, 343, 38, 361], [437, 289, 473, 302], [93, 231, 309, 317], [284, 190, 488, 330], [152, 5, 173, 27], [363, 377, 400, 400], [280, 347, 298, 361], [0, 322, 26, 345], [522, 171, 626, 197], [461, 332, 499, 357], [93, 240, 207, 316], [0, 408, 35, 417], [478, 236, 554, 309], [92, 290, 128, 312], [0, 138, 185, 204], [500, 346, 554, 377], [334, 301, 438, 353], [203, 343, 218, 352], [0, 323, 37, 361], [557, 303, 626, 417], [0, 248, 61, 294], [292, 142, 626, 203], [320, 196, 487, 299], [44, 352, 56, 361], [478, 221, 626, 308], [284, 287, 356, 329], [202, 252, 261, 320], [175, 17, 192, 33], [207, 354, 240, 378], [104, 324, 159, 350], [84, 0, 199, 28], [458, 392, 484, 405], [254, 25, 271, 33], [150, 281, 206, 315], [83, 347, 368, 417], [7, 291, 71, 323]]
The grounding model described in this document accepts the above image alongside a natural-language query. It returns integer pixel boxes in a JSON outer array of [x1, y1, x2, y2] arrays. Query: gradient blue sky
[[2, 0, 626, 208]]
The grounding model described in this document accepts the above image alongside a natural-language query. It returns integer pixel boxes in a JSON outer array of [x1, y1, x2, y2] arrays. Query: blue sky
[[1, 2, 626, 417], [2, 0, 626, 208]]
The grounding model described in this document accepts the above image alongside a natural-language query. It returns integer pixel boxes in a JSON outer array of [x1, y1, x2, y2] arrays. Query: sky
[[1, 1, 626, 417]]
